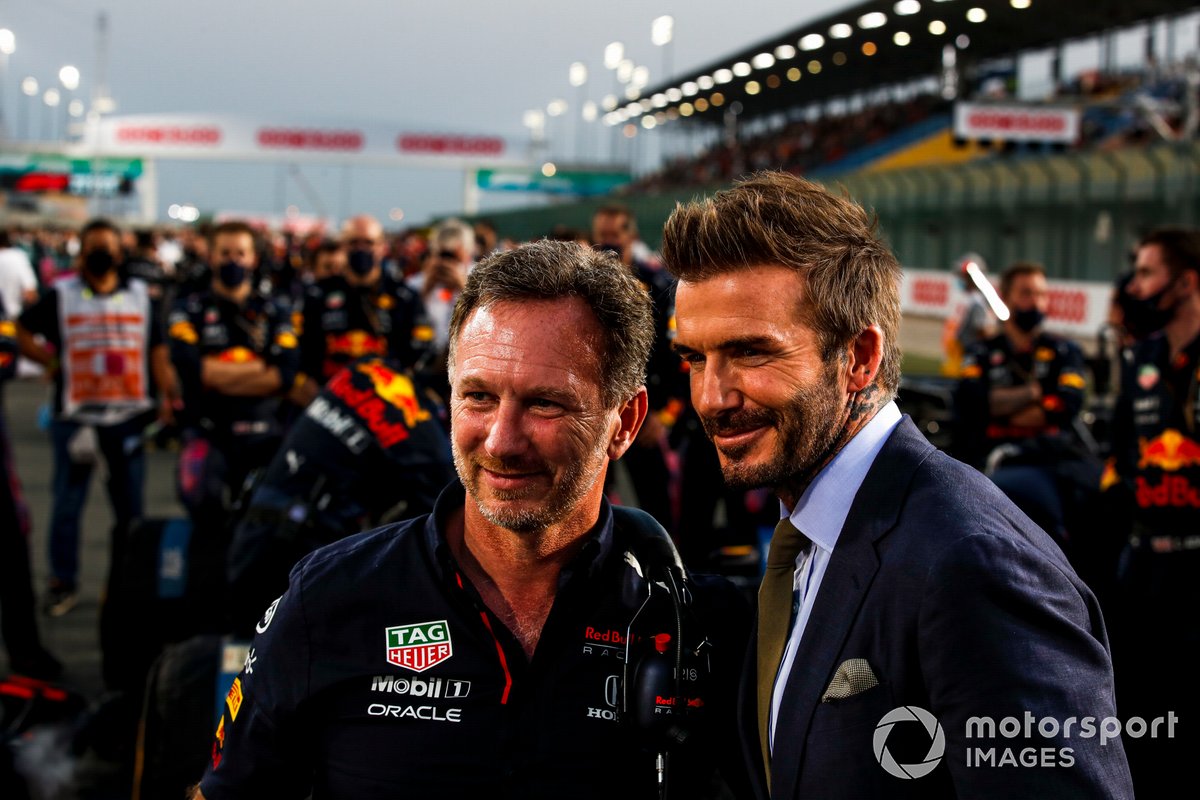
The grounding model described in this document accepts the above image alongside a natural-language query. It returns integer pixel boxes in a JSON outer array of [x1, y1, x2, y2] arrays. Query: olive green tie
[[757, 516, 810, 777]]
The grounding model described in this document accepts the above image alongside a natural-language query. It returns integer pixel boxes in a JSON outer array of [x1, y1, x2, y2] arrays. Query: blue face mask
[[347, 249, 375, 277], [218, 260, 249, 288]]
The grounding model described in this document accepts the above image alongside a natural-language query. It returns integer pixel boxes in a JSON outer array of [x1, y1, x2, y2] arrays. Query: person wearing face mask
[[1101, 226, 1200, 797], [167, 221, 300, 528], [293, 215, 431, 408], [16, 218, 178, 617], [954, 261, 1089, 545]]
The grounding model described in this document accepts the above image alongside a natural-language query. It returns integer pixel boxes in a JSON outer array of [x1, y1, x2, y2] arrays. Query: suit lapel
[[770, 417, 934, 797]]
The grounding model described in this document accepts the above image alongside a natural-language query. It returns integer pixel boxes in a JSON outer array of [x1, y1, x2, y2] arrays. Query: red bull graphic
[[1136, 476, 1200, 509], [1138, 429, 1200, 472], [217, 346, 259, 364], [323, 360, 430, 448], [355, 361, 431, 429], [324, 331, 387, 377]]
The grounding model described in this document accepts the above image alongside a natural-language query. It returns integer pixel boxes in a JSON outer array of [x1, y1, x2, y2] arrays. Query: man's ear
[[608, 387, 649, 460], [846, 326, 884, 393]]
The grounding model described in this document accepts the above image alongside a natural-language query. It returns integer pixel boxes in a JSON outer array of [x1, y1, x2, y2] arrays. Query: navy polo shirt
[[200, 483, 750, 799]]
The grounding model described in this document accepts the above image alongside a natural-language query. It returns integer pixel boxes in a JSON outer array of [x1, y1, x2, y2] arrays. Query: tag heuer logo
[[386, 620, 453, 672]]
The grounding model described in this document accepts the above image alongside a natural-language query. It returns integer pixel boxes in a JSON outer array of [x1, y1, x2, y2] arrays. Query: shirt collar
[[786, 400, 902, 554], [426, 481, 615, 588]]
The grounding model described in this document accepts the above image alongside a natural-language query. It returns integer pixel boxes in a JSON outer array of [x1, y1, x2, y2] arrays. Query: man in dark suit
[[662, 171, 1134, 798]]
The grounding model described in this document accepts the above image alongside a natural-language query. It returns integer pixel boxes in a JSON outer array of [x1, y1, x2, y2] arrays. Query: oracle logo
[[116, 126, 221, 145], [966, 112, 1067, 134], [911, 278, 949, 307], [397, 135, 504, 156], [1047, 289, 1088, 323], [257, 128, 365, 151]]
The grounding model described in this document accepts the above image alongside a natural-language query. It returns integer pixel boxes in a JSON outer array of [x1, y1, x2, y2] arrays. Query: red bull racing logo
[[355, 361, 431, 429], [324, 360, 430, 448], [386, 620, 453, 673], [1138, 429, 1200, 472], [1136, 429, 1200, 509]]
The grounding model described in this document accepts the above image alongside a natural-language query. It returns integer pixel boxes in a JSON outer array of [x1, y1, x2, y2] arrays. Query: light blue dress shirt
[[768, 400, 902, 751]]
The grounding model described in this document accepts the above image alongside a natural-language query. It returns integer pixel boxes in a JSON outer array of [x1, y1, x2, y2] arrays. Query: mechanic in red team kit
[[195, 241, 749, 799]]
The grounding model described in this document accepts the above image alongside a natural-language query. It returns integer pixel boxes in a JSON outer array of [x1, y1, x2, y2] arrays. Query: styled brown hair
[[999, 261, 1046, 300], [448, 239, 654, 408], [661, 171, 902, 396], [1140, 227, 1200, 278], [209, 220, 258, 251]]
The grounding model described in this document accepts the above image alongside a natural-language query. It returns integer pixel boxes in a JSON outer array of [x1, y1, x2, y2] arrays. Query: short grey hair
[[448, 240, 654, 408]]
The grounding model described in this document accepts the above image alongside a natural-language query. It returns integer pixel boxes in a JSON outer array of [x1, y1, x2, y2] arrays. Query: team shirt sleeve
[[199, 579, 314, 799]]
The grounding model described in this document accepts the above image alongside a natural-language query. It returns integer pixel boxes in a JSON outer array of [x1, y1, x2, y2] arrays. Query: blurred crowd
[[2, 202, 1199, 797]]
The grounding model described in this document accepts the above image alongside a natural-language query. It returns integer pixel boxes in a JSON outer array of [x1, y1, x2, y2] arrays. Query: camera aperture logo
[[874, 706, 946, 779]]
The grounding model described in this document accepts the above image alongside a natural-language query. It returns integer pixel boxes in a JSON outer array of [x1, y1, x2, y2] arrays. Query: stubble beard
[[701, 361, 848, 494], [452, 435, 610, 534]]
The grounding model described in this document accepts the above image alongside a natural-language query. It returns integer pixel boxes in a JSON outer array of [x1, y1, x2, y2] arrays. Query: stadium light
[[929, 20, 947, 35], [602, 94, 619, 111], [774, 44, 797, 60], [21, 76, 38, 96], [894, 1, 921, 15], [681, 81, 698, 96], [697, 75, 714, 90], [569, 62, 588, 87], [68, 99, 84, 117], [859, 12, 888, 30], [800, 33, 825, 51], [59, 65, 81, 91], [1011, 0, 1032, 7], [617, 59, 634, 83], [713, 68, 733, 84], [732, 61, 751, 77], [546, 99, 568, 117], [752, 53, 775, 69], [624, 85, 640, 100], [641, 116, 657, 130], [632, 65, 649, 87], [666, 87, 682, 101], [43, 88, 60, 107], [967, 8, 987, 23], [541, 162, 557, 177], [829, 23, 853, 39], [651, 93, 668, 108], [582, 101, 598, 121], [0, 28, 14, 55], [604, 42, 624, 70], [894, 31, 911, 46], [651, 16, 674, 47]]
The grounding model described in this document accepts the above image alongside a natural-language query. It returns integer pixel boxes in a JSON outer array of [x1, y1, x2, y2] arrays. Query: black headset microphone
[[612, 506, 712, 800]]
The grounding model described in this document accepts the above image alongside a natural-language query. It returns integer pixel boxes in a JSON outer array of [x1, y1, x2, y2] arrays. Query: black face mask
[[83, 249, 116, 278], [218, 260, 249, 288], [347, 249, 375, 277], [1121, 284, 1176, 339], [1012, 307, 1045, 333]]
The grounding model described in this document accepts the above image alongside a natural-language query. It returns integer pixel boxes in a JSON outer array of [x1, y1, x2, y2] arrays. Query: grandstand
[[475, 1, 1198, 298]]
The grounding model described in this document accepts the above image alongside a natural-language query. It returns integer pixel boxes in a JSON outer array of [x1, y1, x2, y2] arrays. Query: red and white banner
[[84, 114, 526, 167], [901, 269, 1110, 338], [953, 103, 1081, 144]]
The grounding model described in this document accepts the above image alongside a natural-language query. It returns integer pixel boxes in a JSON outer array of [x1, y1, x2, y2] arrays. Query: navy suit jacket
[[741, 416, 1133, 799]]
